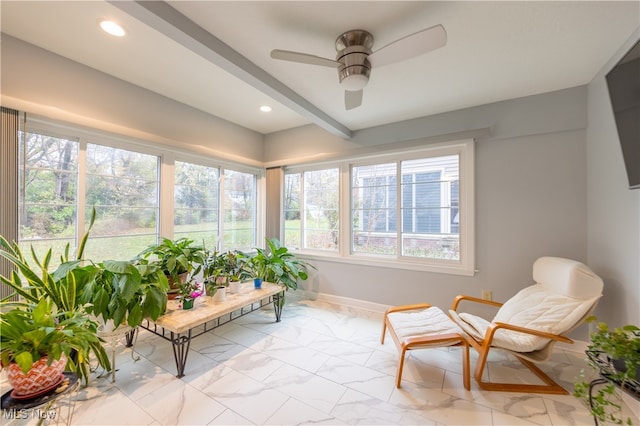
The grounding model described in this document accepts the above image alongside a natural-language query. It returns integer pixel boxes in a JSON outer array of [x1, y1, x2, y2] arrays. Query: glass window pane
[[303, 169, 339, 250], [351, 163, 397, 255], [223, 169, 256, 250], [400, 155, 460, 260], [18, 131, 78, 264], [174, 161, 220, 249], [84, 143, 159, 261]]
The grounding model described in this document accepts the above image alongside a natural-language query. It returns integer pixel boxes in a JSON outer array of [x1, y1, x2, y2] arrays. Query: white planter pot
[[228, 281, 242, 294], [212, 286, 227, 302]]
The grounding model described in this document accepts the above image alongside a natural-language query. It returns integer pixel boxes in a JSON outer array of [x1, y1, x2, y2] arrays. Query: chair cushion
[[452, 284, 601, 352], [387, 307, 463, 346], [533, 257, 603, 299]]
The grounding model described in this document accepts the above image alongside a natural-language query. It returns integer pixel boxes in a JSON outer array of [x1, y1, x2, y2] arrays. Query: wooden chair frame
[[382, 303, 470, 390], [450, 295, 574, 395]]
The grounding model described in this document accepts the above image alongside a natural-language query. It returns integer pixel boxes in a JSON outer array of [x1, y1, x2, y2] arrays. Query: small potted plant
[[222, 250, 249, 293], [574, 317, 640, 425], [178, 280, 203, 309], [0, 298, 110, 395]]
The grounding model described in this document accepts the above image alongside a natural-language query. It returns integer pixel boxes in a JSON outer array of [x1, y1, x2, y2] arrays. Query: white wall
[[266, 87, 593, 338], [586, 29, 640, 330], [0, 35, 264, 165]]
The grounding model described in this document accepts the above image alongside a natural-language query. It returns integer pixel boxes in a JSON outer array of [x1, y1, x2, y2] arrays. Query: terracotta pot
[[167, 272, 189, 300], [6, 353, 67, 396]]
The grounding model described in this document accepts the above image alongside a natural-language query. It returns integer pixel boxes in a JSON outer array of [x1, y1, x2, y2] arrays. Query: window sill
[[295, 251, 476, 277]]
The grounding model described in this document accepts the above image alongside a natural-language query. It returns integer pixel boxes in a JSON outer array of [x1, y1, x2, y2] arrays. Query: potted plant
[[0, 298, 110, 394], [204, 250, 249, 294], [249, 238, 314, 290], [135, 237, 206, 297], [574, 317, 640, 425], [0, 210, 111, 385], [221, 250, 249, 293], [178, 280, 203, 309], [78, 259, 169, 329]]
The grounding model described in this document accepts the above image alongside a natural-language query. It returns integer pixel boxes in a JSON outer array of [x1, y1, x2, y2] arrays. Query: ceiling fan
[[270, 25, 447, 110]]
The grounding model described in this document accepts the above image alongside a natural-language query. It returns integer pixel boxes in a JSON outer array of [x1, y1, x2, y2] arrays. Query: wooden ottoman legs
[[382, 305, 470, 390]]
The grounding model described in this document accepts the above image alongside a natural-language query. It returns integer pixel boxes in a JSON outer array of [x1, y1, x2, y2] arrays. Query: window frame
[[286, 139, 475, 276], [16, 116, 263, 261], [283, 166, 341, 252]]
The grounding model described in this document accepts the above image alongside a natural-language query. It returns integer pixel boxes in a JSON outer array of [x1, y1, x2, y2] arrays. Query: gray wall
[[265, 88, 592, 338], [586, 29, 640, 329]]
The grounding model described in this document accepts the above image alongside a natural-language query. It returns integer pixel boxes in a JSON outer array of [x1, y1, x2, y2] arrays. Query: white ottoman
[[382, 304, 470, 389]]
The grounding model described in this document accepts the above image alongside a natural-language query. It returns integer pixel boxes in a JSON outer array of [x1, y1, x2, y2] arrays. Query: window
[[284, 168, 339, 251], [84, 143, 159, 261], [223, 169, 256, 250], [352, 155, 461, 260], [18, 131, 79, 262], [14, 116, 261, 265], [400, 156, 459, 259], [174, 161, 219, 248], [286, 140, 474, 275]]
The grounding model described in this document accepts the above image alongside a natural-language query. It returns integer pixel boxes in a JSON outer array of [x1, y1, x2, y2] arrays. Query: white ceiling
[[1, 1, 639, 138]]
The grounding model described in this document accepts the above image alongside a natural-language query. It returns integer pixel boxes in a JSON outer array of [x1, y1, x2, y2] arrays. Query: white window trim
[[19, 115, 264, 251], [288, 139, 475, 276]]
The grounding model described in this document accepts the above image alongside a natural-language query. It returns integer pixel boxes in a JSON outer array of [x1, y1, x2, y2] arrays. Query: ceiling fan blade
[[270, 49, 340, 68], [368, 24, 447, 68], [345, 90, 363, 110]]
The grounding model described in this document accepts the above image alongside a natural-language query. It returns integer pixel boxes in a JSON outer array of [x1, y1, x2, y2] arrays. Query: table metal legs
[[170, 330, 192, 379]]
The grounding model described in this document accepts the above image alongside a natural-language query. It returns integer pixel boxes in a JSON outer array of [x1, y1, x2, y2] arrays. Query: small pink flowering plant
[[179, 281, 203, 302]]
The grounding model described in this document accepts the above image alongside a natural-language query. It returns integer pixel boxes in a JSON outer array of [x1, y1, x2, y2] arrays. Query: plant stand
[[586, 350, 640, 425], [97, 325, 140, 383], [1, 372, 80, 426]]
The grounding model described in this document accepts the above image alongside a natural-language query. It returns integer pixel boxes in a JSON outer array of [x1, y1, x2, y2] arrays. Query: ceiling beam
[[109, 0, 352, 139]]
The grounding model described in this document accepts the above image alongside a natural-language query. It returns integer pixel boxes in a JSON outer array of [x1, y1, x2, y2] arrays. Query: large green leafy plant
[[135, 237, 206, 283], [0, 229, 111, 384], [79, 259, 169, 328], [246, 238, 314, 291]]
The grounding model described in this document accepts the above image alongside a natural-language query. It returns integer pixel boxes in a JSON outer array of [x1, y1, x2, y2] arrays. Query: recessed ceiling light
[[100, 20, 125, 37], [259, 105, 272, 113]]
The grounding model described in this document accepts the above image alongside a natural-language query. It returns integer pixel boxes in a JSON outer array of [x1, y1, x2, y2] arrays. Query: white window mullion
[[340, 163, 350, 257], [396, 161, 402, 258], [76, 139, 87, 245], [441, 176, 451, 234], [159, 153, 175, 240], [218, 169, 225, 250]]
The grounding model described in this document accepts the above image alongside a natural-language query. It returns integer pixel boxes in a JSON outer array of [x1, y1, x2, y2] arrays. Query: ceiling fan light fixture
[[341, 74, 369, 91]]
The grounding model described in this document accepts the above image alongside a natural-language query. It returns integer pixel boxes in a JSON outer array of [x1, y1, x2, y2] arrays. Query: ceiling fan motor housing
[[335, 30, 373, 91]]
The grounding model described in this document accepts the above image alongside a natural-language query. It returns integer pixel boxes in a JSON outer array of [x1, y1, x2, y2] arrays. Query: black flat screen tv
[[605, 39, 640, 190]]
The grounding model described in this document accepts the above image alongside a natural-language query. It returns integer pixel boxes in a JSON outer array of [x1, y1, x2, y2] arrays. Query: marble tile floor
[[1, 296, 638, 426]]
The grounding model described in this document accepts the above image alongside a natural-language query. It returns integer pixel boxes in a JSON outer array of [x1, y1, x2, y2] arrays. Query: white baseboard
[[296, 290, 392, 314]]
